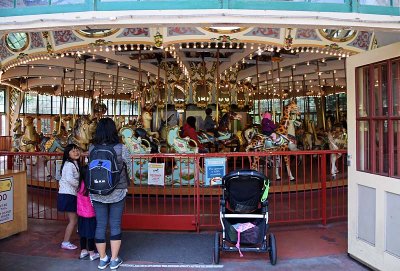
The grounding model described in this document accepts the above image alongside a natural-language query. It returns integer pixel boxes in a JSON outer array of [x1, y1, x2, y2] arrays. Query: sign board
[[148, 163, 165, 186], [205, 157, 226, 186], [55, 160, 63, 181], [0, 177, 13, 224]]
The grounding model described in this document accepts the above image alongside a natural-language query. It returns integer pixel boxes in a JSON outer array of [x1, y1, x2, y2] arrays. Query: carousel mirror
[[319, 29, 357, 42], [5, 32, 29, 52]]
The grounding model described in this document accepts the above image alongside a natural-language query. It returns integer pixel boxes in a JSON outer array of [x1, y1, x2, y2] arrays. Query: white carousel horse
[[327, 126, 348, 178], [119, 126, 163, 185], [142, 109, 160, 139], [167, 126, 204, 186]]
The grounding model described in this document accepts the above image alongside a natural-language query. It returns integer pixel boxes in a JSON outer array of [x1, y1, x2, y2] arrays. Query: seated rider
[[261, 112, 278, 142], [181, 116, 208, 153], [203, 108, 220, 138]]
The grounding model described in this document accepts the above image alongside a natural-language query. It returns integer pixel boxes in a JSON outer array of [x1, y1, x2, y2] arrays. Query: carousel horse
[[246, 100, 300, 181], [198, 111, 242, 152], [167, 126, 204, 186], [11, 119, 23, 152], [68, 115, 94, 151], [120, 126, 161, 185], [327, 125, 348, 178], [40, 124, 69, 153], [142, 107, 160, 139], [159, 113, 176, 141], [115, 116, 125, 132], [18, 116, 40, 153]]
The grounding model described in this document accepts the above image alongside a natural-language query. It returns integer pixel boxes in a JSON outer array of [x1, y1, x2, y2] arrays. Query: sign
[[55, 160, 63, 181], [148, 163, 165, 186], [205, 157, 226, 186], [0, 177, 13, 224]]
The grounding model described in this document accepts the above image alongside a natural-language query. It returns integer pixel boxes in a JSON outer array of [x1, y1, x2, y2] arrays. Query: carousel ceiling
[[0, 26, 378, 106]]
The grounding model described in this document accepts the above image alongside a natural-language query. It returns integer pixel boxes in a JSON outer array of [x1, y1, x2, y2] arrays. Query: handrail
[[0, 0, 399, 17]]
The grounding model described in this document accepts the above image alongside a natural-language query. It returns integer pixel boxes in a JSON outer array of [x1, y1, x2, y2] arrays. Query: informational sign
[[148, 163, 165, 186], [205, 157, 226, 186], [55, 160, 63, 181], [0, 177, 13, 224]]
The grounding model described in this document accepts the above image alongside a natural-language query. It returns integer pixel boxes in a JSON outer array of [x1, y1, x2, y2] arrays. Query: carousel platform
[[0, 219, 369, 271]]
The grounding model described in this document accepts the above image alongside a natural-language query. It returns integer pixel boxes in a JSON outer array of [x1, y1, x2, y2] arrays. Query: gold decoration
[[154, 32, 163, 48]]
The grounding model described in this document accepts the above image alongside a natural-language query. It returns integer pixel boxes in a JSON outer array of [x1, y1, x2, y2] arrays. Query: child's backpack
[[86, 144, 124, 195]]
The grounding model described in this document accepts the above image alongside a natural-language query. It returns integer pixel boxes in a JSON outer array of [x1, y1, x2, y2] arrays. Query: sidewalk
[[0, 219, 370, 271]]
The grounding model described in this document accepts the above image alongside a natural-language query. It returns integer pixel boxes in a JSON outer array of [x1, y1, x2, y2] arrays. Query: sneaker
[[61, 242, 77, 250], [90, 253, 100, 261], [110, 257, 123, 270], [98, 256, 110, 270], [79, 251, 89, 259]]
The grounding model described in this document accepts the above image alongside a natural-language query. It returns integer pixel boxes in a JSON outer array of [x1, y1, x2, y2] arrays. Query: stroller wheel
[[214, 232, 220, 264], [268, 233, 277, 265]]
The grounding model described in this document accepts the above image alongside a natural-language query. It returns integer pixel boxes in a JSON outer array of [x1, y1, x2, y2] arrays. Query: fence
[[0, 149, 347, 231]]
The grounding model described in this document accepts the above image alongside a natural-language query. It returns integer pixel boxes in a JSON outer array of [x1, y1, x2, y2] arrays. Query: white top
[[58, 161, 80, 196]]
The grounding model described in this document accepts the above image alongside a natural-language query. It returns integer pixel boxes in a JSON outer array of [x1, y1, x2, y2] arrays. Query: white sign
[[148, 163, 165, 186], [0, 177, 13, 224], [55, 160, 63, 181]]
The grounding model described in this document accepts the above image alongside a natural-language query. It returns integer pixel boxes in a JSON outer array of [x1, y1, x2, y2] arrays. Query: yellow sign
[[0, 179, 12, 193]]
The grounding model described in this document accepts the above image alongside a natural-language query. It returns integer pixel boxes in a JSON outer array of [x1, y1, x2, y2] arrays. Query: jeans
[[92, 198, 125, 243]]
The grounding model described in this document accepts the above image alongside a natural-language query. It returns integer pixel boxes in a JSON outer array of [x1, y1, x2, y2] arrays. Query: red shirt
[[181, 123, 205, 150]]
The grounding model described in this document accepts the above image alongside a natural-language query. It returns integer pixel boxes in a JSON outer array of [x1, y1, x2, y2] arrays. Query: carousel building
[[0, 1, 400, 270]]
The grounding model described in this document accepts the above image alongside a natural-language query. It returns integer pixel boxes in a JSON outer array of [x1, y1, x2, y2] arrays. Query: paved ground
[[0, 219, 371, 271]]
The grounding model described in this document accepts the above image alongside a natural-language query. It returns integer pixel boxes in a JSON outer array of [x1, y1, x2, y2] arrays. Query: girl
[[57, 144, 81, 250], [77, 166, 100, 261]]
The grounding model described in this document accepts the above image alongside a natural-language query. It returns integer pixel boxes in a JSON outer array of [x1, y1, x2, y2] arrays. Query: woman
[[89, 118, 130, 270]]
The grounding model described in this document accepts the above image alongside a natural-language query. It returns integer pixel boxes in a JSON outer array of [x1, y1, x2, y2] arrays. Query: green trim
[[95, 0, 222, 11], [0, 0, 93, 17], [0, 0, 399, 17]]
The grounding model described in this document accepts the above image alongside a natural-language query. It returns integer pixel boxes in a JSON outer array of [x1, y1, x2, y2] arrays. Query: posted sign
[[0, 177, 13, 224], [148, 163, 165, 186], [205, 157, 226, 186]]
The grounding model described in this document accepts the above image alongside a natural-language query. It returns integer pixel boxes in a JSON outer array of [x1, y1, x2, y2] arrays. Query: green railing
[[0, 0, 399, 17]]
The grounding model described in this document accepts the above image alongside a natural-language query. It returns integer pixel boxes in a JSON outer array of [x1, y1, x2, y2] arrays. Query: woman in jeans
[[89, 118, 130, 270]]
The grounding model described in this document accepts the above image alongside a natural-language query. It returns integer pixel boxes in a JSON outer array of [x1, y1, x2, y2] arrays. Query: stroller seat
[[213, 169, 277, 265]]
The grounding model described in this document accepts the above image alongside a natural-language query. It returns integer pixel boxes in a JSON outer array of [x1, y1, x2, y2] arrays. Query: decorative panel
[[358, 184, 376, 245]]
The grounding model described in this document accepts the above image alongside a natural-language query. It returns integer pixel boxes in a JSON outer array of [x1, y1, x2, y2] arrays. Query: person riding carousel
[[261, 112, 277, 142], [181, 116, 208, 153], [204, 108, 220, 138]]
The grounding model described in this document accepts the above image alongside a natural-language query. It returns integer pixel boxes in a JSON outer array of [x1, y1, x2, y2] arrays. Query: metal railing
[[0, 149, 347, 230], [0, 0, 399, 17]]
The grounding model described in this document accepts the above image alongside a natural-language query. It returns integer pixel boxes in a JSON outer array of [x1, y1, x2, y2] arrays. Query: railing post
[[321, 153, 327, 225], [194, 154, 200, 232]]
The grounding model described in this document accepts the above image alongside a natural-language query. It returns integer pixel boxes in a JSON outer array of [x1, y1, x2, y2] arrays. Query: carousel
[[0, 26, 369, 185]]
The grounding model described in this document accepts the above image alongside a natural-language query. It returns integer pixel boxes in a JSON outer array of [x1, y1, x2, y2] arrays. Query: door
[[347, 42, 400, 270]]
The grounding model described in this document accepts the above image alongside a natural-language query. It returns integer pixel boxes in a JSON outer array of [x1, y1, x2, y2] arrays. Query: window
[[22, 93, 38, 114], [38, 94, 52, 114], [0, 88, 5, 113], [52, 96, 61, 115], [5, 32, 29, 52], [40, 118, 51, 135], [356, 59, 400, 177]]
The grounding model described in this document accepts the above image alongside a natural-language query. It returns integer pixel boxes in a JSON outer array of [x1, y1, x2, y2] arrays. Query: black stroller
[[214, 169, 277, 265]]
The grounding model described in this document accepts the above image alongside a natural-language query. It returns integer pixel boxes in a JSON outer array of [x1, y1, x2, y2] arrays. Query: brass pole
[[256, 56, 261, 119], [277, 62, 283, 114], [271, 62, 276, 121], [333, 70, 340, 122], [82, 59, 87, 114], [73, 56, 77, 121], [59, 69, 66, 133], [138, 49, 142, 116], [216, 46, 220, 121], [113, 65, 120, 120]]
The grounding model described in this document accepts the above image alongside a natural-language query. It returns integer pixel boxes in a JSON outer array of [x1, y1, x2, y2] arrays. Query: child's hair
[[60, 143, 81, 173]]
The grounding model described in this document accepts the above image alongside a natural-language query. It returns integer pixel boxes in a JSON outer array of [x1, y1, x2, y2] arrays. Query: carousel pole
[[317, 60, 326, 131], [156, 61, 161, 130], [138, 49, 142, 116], [82, 58, 87, 115], [333, 70, 340, 122], [113, 65, 120, 120], [164, 51, 168, 128], [72, 56, 77, 122], [302, 74, 309, 120], [271, 62, 276, 121], [59, 69, 66, 133], [277, 62, 283, 117], [256, 56, 261, 118], [216, 46, 220, 122]]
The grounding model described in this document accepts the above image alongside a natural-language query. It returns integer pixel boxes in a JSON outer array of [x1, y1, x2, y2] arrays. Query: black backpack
[[86, 144, 124, 195]]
